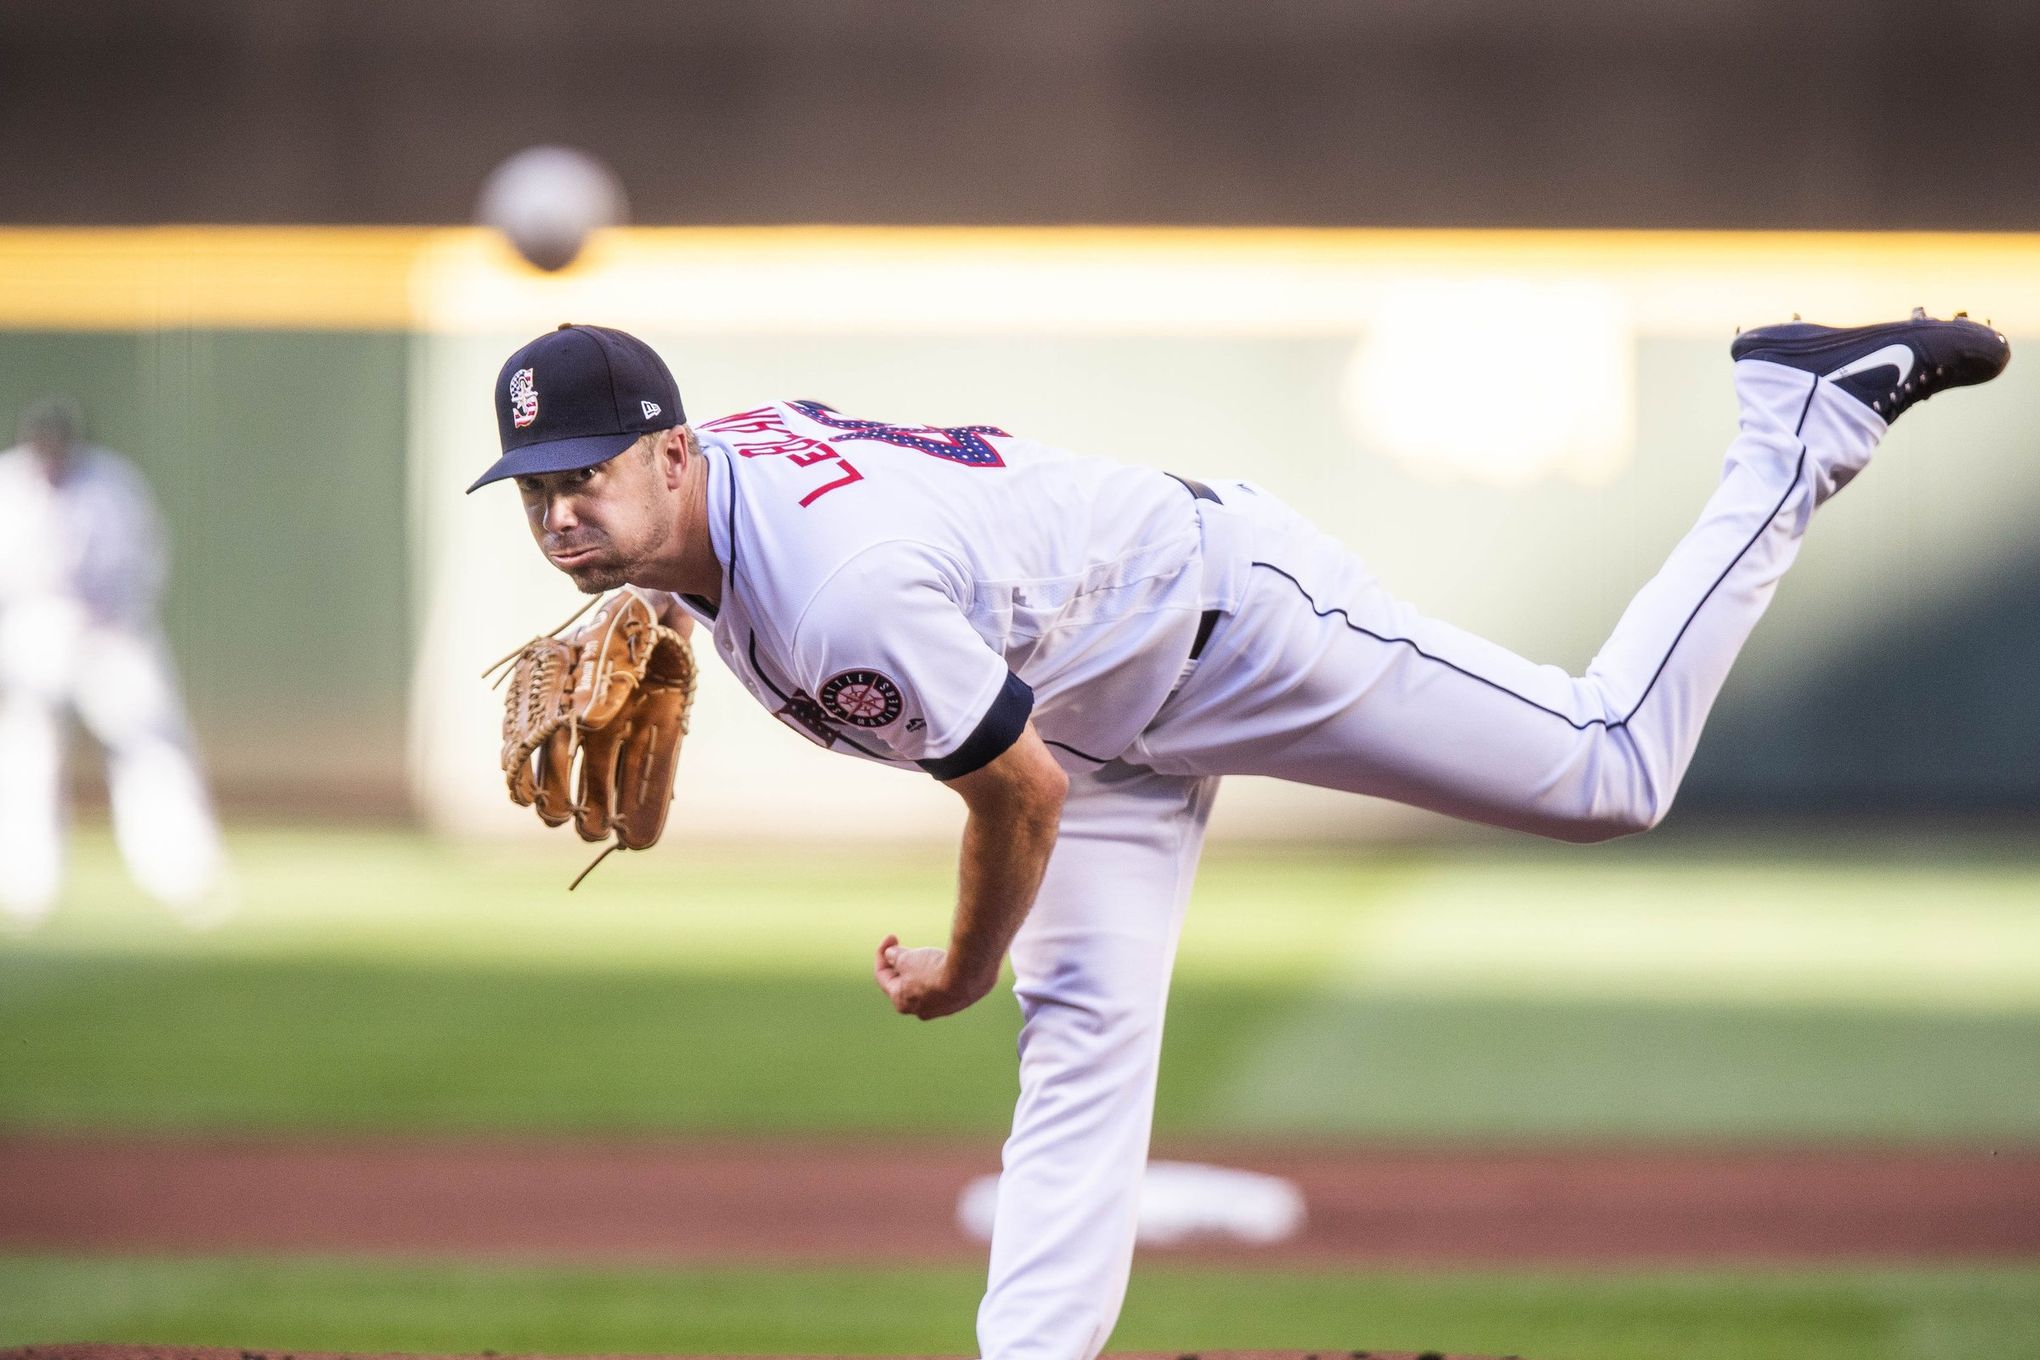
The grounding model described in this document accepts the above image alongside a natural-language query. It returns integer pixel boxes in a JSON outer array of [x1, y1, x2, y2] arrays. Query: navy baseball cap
[[468, 323, 686, 492]]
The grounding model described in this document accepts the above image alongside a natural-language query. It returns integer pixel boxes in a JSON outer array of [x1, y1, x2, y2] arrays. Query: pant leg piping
[[1245, 415, 1813, 734]]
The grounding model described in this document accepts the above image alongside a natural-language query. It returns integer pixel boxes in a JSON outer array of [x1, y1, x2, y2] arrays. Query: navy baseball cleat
[[1730, 307, 2010, 421]]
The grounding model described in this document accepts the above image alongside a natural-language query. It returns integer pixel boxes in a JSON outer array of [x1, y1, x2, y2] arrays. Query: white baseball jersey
[[0, 444, 168, 626], [669, 401, 1248, 780]]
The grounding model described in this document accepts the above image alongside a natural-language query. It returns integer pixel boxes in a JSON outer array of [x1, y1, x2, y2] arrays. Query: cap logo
[[641, 400, 662, 419], [509, 368, 539, 428]]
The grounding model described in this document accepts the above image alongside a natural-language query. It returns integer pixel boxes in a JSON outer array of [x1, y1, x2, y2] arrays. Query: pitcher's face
[[516, 438, 674, 594]]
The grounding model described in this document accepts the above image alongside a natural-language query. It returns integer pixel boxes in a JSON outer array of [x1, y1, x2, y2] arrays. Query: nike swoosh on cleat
[[1825, 342, 1915, 388]]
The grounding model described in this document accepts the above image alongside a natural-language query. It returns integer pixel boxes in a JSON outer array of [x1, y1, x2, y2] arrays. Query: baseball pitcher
[[473, 313, 2008, 1359]]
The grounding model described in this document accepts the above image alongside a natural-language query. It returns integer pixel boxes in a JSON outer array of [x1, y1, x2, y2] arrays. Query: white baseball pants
[[976, 360, 1884, 1358], [0, 598, 225, 925]]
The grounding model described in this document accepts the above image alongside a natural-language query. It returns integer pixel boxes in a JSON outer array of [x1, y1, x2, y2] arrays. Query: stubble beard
[[557, 477, 681, 596], [563, 519, 665, 595], [563, 540, 645, 594], [567, 563, 629, 594]]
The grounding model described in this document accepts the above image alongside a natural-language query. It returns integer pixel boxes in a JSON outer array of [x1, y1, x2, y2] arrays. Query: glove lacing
[[482, 591, 625, 891]]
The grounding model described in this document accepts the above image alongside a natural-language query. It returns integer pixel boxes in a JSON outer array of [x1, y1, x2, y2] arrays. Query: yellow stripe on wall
[[0, 228, 430, 330], [3, 225, 2039, 332]]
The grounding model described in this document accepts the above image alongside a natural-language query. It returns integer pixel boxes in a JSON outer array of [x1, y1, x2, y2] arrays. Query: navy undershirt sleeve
[[918, 670, 1034, 781]]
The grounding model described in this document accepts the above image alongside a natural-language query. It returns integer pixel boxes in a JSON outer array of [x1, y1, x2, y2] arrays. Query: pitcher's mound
[[3, 1346, 1517, 1360]]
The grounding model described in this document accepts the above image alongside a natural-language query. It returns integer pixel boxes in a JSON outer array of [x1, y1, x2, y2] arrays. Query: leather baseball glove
[[492, 589, 697, 883]]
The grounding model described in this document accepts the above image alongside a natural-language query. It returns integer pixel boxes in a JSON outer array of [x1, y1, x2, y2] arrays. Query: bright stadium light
[[1340, 278, 1636, 487]]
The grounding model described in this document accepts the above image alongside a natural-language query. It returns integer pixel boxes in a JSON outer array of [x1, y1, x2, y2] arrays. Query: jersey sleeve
[[789, 543, 1033, 780]]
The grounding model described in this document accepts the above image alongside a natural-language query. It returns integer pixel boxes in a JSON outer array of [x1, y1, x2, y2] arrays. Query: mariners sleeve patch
[[819, 669, 904, 727]]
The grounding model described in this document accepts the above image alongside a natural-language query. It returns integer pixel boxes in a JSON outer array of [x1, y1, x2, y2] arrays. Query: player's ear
[[653, 426, 688, 489]]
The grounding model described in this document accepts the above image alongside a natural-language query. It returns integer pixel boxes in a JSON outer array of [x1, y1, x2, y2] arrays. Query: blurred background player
[[0, 396, 228, 928]]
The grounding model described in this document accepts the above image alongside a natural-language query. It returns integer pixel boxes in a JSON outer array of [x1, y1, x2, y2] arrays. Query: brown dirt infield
[[3, 1133, 2037, 1266], [3, 1349, 1506, 1360]]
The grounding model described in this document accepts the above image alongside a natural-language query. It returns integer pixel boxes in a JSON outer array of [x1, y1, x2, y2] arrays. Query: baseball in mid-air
[[475, 145, 629, 273]]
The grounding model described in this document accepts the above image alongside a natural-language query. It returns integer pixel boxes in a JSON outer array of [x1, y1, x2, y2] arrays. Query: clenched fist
[[874, 933, 997, 1021]]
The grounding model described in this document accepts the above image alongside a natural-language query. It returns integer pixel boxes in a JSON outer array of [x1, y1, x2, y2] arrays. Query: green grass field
[[6, 1258, 2040, 1360], [4, 826, 2039, 1357]]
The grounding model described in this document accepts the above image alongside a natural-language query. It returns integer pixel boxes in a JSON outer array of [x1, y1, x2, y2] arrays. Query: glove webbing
[[482, 591, 632, 892], [480, 593, 604, 687]]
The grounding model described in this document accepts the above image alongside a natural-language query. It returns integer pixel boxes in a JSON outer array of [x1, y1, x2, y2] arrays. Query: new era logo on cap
[[469, 324, 687, 492]]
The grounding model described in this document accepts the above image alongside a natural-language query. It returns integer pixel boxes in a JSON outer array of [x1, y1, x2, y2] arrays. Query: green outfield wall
[[0, 329, 412, 810]]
